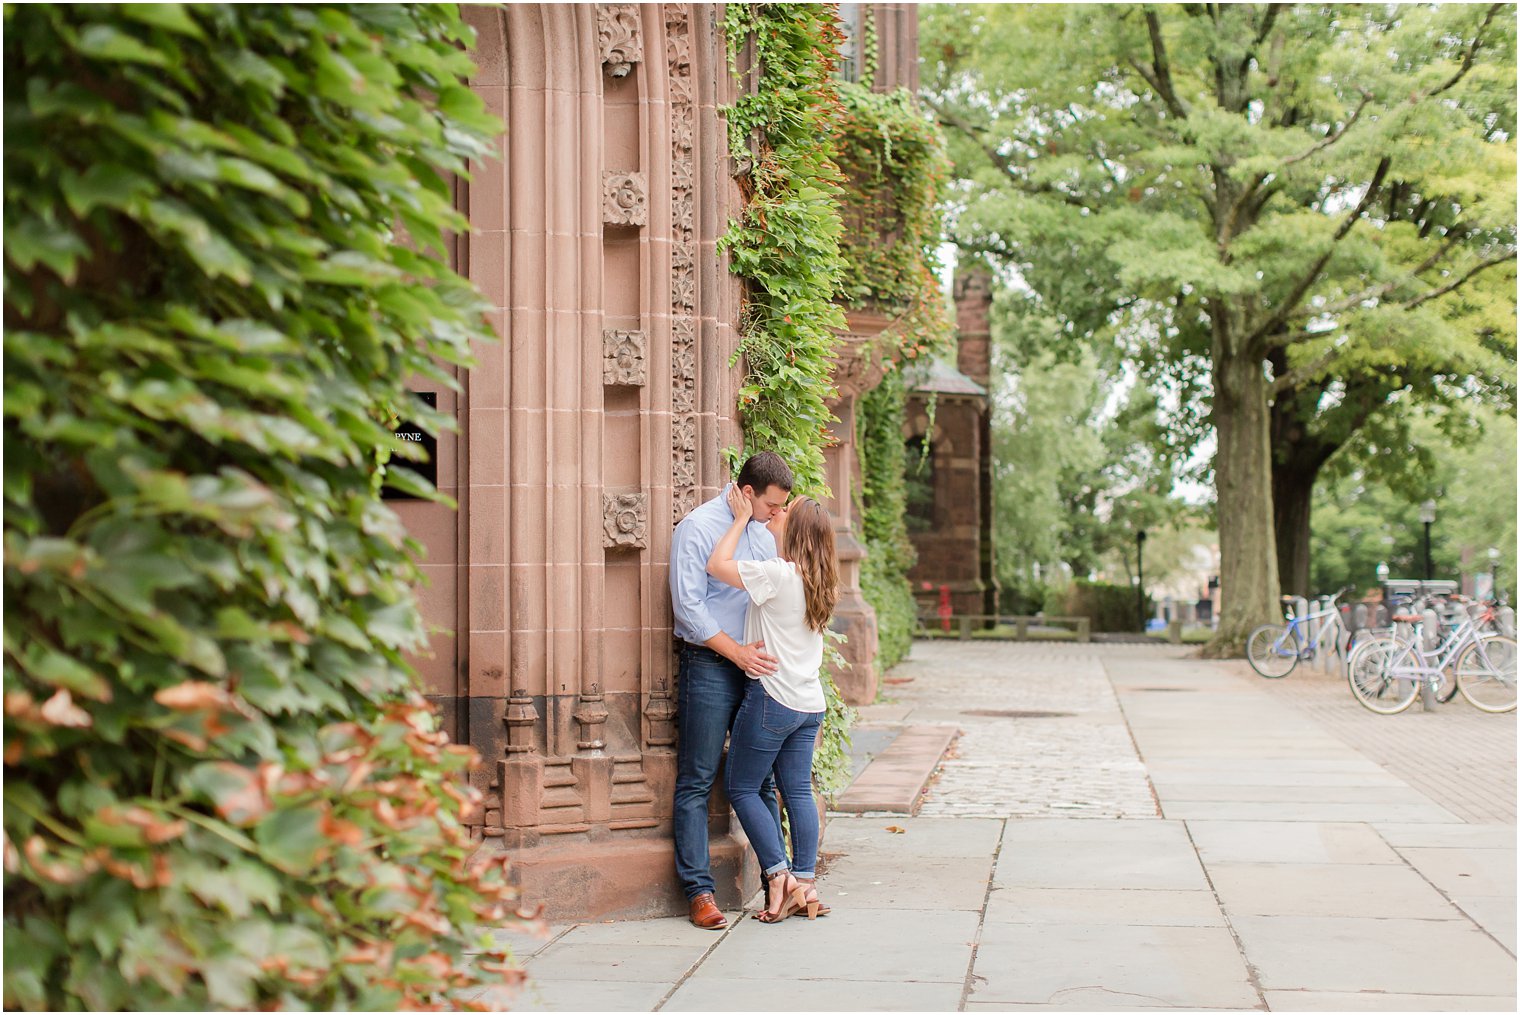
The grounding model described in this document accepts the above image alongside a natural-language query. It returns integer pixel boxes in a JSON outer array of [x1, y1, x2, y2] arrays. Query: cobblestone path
[[862, 640, 1162, 819]]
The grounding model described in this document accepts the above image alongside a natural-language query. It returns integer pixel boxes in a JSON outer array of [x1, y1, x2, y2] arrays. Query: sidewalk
[[468, 642, 1517, 1012]]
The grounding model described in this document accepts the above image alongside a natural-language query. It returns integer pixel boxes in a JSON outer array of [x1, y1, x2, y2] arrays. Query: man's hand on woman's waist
[[706, 631, 778, 676]]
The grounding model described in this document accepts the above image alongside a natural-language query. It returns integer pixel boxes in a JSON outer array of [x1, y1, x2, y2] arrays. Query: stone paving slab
[[984, 887, 1227, 928], [663, 976, 964, 1012], [833, 725, 961, 814], [473, 979, 670, 1012], [1206, 860, 1461, 919], [1446, 894, 1519, 954], [689, 907, 980, 983], [1261, 990, 1520, 1011], [995, 819, 1209, 892], [1393, 845, 1518, 898], [1185, 819, 1404, 864], [1158, 799, 1463, 822], [968, 922, 1261, 1009], [1229, 914, 1518, 995], [817, 852, 993, 910], [823, 814, 1004, 858], [1374, 822, 1517, 849], [525, 941, 707, 983]]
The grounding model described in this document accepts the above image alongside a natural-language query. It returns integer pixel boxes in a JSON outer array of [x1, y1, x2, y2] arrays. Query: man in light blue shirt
[[670, 451, 791, 929]]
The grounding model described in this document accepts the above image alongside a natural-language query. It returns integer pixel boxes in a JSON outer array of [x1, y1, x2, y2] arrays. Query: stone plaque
[[381, 391, 437, 499]]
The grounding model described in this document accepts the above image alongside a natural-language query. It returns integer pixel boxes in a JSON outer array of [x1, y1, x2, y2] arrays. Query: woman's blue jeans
[[725, 679, 823, 880], [673, 644, 780, 901]]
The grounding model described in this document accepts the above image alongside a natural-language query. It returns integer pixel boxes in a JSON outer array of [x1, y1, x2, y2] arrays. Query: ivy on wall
[[3, 6, 529, 1009], [720, 3, 854, 794], [834, 80, 954, 675], [720, 2, 849, 502], [721, 6, 953, 694], [857, 370, 919, 669]]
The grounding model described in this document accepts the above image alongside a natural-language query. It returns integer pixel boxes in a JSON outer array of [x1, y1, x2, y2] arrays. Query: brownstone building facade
[[389, 4, 921, 922], [905, 269, 999, 620]]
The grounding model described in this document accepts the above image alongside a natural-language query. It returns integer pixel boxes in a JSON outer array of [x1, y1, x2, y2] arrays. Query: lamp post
[[1136, 528, 1147, 632], [1419, 500, 1436, 582], [1489, 547, 1501, 601], [1376, 561, 1389, 585]]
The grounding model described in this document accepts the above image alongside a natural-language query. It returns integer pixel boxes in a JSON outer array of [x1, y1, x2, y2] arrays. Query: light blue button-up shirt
[[670, 484, 777, 645]]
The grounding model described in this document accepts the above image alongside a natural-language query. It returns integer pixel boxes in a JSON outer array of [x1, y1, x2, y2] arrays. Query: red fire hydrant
[[937, 584, 953, 633]]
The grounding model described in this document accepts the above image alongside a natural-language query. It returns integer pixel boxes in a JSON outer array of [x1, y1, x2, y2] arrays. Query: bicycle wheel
[[1347, 638, 1419, 715], [1247, 624, 1299, 678], [1454, 635, 1518, 713]]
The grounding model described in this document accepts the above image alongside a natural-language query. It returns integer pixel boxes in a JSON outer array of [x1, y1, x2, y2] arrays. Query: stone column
[[823, 319, 895, 705]]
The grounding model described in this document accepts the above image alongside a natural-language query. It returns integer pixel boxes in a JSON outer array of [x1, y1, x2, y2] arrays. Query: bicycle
[[1346, 602, 1518, 714], [1246, 587, 1351, 678]]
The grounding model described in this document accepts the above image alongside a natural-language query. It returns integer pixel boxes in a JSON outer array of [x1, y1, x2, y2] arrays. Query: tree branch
[[1431, 3, 1503, 96], [1252, 3, 1284, 48], [1246, 155, 1391, 349], [1143, 7, 1189, 120], [1396, 252, 1514, 311], [925, 95, 1096, 211], [1271, 343, 1343, 396], [1282, 230, 1467, 326], [1281, 92, 1371, 168], [922, 96, 1018, 178]]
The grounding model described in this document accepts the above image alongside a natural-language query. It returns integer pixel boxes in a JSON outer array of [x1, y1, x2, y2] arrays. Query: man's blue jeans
[[673, 644, 781, 901], [724, 679, 822, 881]]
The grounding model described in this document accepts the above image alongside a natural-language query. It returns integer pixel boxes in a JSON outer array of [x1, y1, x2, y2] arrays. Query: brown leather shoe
[[688, 892, 727, 930]]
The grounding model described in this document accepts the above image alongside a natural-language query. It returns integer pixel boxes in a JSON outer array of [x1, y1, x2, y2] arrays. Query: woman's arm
[[706, 486, 753, 590]]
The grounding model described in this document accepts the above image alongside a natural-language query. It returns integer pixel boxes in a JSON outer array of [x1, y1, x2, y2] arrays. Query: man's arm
[[671, 515, 777, 676], [671, 520, 723, 643]]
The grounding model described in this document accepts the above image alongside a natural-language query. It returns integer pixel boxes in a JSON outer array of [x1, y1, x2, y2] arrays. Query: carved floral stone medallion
[[602, 328, 646, 386], [602, 493, 648, 549], [603, 171, 648, 227]]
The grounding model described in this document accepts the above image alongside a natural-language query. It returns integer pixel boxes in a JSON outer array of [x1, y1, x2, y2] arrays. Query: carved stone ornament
[[504, 689, 538, 755], [597, 4, 643, 78], [603, 493, 648, 549], [574, 685, 609, 752], [603, 171, 648, 227], [667, 6, 698, 527], [602, 328, 647, 386], [644, 679, 677, 748]]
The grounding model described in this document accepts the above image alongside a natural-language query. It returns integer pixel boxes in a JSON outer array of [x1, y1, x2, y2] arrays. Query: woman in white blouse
[[707, 485, 838, 923]]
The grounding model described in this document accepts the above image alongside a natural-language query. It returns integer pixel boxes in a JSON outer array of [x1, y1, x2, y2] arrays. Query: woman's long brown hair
[[782, 498, 839, 634]]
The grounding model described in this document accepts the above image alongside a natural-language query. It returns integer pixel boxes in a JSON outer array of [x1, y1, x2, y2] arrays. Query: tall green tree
[[924, 3, 1517, 651], [991, 301, 1187, 605]]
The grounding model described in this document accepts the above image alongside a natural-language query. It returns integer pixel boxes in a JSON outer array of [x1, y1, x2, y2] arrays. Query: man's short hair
[[736, 451, 793, 494]]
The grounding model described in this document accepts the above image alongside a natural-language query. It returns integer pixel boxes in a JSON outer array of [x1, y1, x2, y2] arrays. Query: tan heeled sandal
[[755, 870, 806, 924], [791, 878, 827, 919]]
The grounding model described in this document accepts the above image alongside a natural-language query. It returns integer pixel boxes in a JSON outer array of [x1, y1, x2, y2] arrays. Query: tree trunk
[[1269, 371, 1380, 599], [1273, 463, 1315, 598], [1204, 345, 1282, 657]]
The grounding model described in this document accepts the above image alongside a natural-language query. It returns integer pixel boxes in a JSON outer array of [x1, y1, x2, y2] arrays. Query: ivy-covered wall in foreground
[[3, 6, 528, 1009]]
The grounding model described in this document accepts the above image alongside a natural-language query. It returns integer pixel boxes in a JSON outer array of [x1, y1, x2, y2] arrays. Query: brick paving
[[1244, 655, 1517, 824], [875, 640, 1160, 819]]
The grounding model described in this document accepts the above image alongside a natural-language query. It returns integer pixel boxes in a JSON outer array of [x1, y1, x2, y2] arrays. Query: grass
[[1147, 627, 1215, 645], [915, 625, 1081, 642]]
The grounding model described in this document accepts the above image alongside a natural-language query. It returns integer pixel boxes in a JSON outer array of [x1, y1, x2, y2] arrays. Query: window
[[904, 435, 935, 533], [836, 3, 863, 83]]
